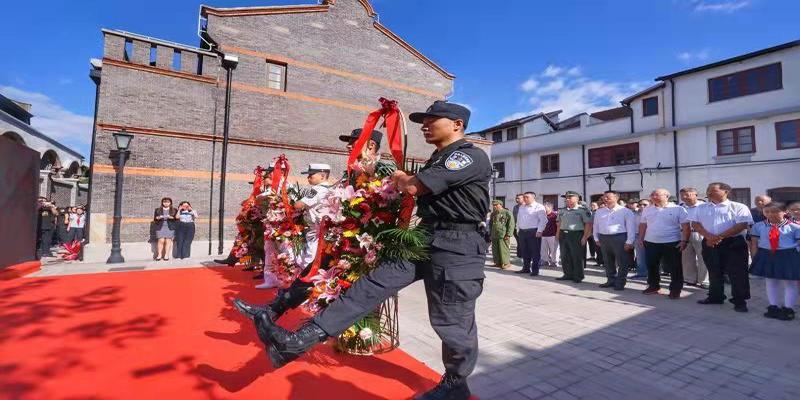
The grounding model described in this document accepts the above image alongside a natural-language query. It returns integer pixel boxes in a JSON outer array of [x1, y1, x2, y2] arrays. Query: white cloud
[[0, 85, 93, 153], [520, 78, 539, 92], [542, 65, 563, 78], [693, 0, 750, 12], [677, 48, 710, 62], [502, 65, 648, 122]]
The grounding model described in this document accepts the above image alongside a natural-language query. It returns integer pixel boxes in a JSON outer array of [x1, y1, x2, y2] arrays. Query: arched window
[[40, 150, 61, 171], [65, 161, 81, 177], [2, 131, 25, 145]]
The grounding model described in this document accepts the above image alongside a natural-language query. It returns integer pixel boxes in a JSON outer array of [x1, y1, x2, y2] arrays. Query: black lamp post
[[107, 130, 133, 264], [491, 168, 500, 201], [604, 172, 616, 191], [217, 53, 238, 255]]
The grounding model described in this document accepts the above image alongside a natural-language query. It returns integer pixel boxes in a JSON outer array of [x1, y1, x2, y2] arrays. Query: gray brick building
[[88, 0, 487, 253]]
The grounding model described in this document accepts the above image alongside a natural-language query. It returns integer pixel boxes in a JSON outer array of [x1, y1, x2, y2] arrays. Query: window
[[266, 61, 287, 91], [716, 126, 755, 155], [642, 96, 658, 117], [730, 188, 751, 207], [506, 127, 518, 141], [542, 194, 558, 208], [708, 63, 782, 102], [776, 119, 800, 150], [123, 39, 133, 62], [618, 191, 641, 203], [149, 45, 157, 66], [172, 49, 182, 71], [588, 143, 639, 168], [541, 154, 559, 173], [491, 131, 503, 143], [492, 162, 505, 179]]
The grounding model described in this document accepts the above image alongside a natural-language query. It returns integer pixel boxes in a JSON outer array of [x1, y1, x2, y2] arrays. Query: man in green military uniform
[[556, 191, 593, 283], [490, 200, 515, 269]]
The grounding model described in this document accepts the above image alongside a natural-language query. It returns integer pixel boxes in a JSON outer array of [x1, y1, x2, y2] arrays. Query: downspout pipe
[[581, 144, 587, 201], [86, 63, 102, 244], [670, 78, 680, 194]]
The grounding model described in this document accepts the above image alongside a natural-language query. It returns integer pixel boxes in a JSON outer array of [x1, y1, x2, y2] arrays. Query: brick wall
[[92, 0, 455, 243]]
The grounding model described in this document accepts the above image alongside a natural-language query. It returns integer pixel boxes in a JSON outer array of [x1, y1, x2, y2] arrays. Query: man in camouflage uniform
[[556, 191, 593, 283], [490, 200, 515, 269]]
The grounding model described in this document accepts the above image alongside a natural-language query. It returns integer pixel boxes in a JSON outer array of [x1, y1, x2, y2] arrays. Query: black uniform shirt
[[38, 209, 55, 231], [415, 139, 491, 224]]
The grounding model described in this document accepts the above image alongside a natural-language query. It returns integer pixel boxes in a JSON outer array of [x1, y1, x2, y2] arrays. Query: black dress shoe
[[764, 305, 781, 319], [555, 276, 571, 281], [778, 307, 796, 321], [515, 269, 531, 274], [599, 282, 614, 288], [213, 256, 237, 266], [232, 298, 270, 320], [415, 373, 471, 400], [734, 304, 748, 313], [697, 298, 725, 305]]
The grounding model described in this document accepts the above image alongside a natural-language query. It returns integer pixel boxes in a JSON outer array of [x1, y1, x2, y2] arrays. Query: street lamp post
[[107, 130, 133, 264], [604, 173, 616, 192], [218, 54, 239, 255], [491, 168, 499, 201]]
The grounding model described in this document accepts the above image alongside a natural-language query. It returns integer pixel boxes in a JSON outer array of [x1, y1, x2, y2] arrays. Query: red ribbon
[[269, 155, 292, 213], [299, 218, 329, 283], [768, 221, 783, 253], [251, 166, 265, 198], [347, 98, 404, 173]]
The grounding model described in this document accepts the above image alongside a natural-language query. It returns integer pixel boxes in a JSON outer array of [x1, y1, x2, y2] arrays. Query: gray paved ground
[[397, 251, 800, 400], [29, 249, 800, 399]]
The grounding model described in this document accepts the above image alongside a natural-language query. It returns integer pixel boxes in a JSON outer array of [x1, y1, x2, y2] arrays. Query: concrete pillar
[[156, 45, 173, 70], [132, 40, 152, 66], [181, 52, 198, 74]]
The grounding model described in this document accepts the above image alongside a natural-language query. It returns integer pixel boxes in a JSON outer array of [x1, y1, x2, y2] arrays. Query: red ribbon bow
[[346, 97, 404, 173]]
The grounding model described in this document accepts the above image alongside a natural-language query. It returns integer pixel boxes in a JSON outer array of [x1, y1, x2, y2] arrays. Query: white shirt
[[593, 205, 637, 244], [640, 203, 688, 243], [681, 200, 705, 227], [302, 183, 331, 227], [687, 199, 753, 237], [516, 202, 547, 231], [68, 213, 86, 228]]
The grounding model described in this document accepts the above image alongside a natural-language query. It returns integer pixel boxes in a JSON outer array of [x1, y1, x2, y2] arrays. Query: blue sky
[[1, 0, 798, 157]]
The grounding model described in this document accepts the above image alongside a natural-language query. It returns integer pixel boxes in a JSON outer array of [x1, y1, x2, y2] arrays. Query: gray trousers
[[682, 232, 708, 284], [314, 229, 486, 378], [599, 233, 633, 287]]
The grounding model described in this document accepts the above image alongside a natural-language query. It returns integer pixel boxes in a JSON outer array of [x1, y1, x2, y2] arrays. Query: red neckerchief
[[767, 219, 788, 253]]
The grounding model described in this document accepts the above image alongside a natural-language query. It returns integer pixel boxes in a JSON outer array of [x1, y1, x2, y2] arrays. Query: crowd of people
[[488, 183, 800, 319], [36, 197, 87, 259]]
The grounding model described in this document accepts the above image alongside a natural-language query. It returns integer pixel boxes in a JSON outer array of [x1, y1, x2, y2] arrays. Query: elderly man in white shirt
[[688, 182, 754, 312], [679, 187, 708, 288], [515, 191, 548, 276], [593, 191, 637, 290], [638, 188, 690, 299]]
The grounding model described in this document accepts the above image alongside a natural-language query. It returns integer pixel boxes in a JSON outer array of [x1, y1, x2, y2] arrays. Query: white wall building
[[474, 40, 800, 208]]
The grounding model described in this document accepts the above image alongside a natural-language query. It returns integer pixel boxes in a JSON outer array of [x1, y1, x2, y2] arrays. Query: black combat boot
[[415, 373, 471, 400], [232, 288, 295, 321], [255, 315, 328, 369], [778, 307, 795, 321]]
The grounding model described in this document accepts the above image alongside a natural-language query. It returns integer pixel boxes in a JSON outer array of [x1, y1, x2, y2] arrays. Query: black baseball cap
[[409, 100, 471, 129], [338, 128, 383, 146]]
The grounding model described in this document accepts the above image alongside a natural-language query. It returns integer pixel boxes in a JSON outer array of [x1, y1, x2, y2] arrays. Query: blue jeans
[[634, 235, 647, 276]]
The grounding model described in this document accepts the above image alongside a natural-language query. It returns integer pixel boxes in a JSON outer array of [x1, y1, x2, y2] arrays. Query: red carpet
[[0, 261, 41, 281], [0, 266, 441, 399]]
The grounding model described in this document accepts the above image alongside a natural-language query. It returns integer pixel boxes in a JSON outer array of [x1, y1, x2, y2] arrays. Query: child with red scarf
[[749, 202, 800, 321]]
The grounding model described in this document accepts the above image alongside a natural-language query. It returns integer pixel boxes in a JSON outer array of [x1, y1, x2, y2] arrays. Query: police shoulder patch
[[444, 151, 473, 171], [305, 188, 318, 198]]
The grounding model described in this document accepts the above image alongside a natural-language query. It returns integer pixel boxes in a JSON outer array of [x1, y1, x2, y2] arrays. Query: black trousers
[[37, 229, 54, 257], [517, 228, 541, 273], [701, 236, 750, 305], [599, 233, 633, 288], [645, 241, 683, 293], [588, 236, 603, 264], [315, 229, 486, 379], [67, 228, 85, 243], [175, 222, 196, 259]]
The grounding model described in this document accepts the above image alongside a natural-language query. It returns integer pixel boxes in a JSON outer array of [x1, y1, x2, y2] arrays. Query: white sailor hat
[[301, 163, 331, 175]]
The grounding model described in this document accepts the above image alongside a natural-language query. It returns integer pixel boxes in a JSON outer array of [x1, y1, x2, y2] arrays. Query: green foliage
[[376, 227, 430, 262]]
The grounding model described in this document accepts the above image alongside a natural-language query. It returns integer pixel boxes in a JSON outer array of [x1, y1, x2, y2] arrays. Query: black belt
[[420, 221, 480, 231]]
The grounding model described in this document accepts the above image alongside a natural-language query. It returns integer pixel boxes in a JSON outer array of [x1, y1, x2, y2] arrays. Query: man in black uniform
[[36, 198, 58, 258], [247, 101, 490, 400]]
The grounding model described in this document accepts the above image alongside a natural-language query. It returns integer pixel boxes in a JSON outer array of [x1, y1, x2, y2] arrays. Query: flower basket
[[334, 294, 399, 355]]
